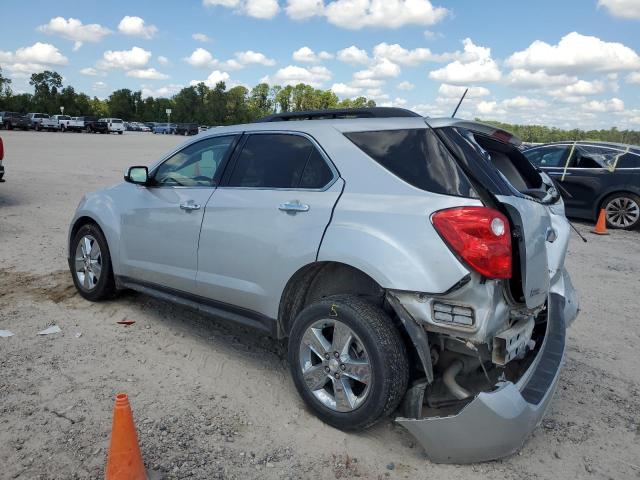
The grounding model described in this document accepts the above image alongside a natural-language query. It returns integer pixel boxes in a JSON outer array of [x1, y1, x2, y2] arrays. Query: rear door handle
[[180, 201, 201, 211], [279, 201, 310, 213]]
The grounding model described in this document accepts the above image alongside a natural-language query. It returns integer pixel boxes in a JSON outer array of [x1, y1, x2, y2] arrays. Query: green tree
[[29, 70, 63, 112], [107, 89, 136, 119]]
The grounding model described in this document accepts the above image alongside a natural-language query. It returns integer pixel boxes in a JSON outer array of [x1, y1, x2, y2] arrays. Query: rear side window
[[228, 133, 333, 189], [345, 128, 475, 196], [524, 146, 569, 168]]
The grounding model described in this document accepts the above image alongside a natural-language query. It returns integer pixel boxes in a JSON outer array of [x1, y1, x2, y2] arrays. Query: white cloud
[[92, 81, 108, 91], [429, 38, 501, 84], [501, 96, 548, 110], [354, 58, 401, 80], [118, 16, 158, 39], [192, 33, 212, 43], [141, 83, 183, 98], [372, 43, 433, 66], [350, 78, 385, 88], [336, 45, 370, 65], [285, 0, 325, 19], [321, 0, 447, 29], [476, 100, 498, 115], [598, 0, 640, 19], [292, 46, 333, 63], [0, 42, 69, 76], [37, 17, 111, 50], [157, 56, 170, 66], [203, 0, 280, 19], [582, 97, 625, 112], [184, 48, 216, 68], [506, 32, 640, 74], [189, 70, 231, 88], [126, 68, 169, 80], [626, 71, 640, 84], [99, 47, 151, 70], [184, 48, 274, 70], [266, 65, 332, 87], [80, 67, 100, 76], [331, 82, 362, 96], [505, 69, 577, 89], [550, 79, 606, 98], [438, 83, 490, 98], [397, 81, 414, 91], [235, 50, 276, 66]]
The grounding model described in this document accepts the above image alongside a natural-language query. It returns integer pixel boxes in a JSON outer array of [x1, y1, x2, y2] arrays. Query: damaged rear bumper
[[396, 292, 568, 464]]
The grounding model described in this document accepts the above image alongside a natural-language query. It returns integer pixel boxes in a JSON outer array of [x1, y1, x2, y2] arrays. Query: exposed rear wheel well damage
[[277, 262, 386, 338]]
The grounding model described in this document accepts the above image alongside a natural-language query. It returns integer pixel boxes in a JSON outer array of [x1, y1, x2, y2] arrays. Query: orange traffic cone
[[105, 393, 147, 480], [592, 208, 609, 235]]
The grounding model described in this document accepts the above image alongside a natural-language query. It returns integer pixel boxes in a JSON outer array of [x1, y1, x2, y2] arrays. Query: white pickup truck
[[29, 114, 60, 132], [52, 115, 72, 132]]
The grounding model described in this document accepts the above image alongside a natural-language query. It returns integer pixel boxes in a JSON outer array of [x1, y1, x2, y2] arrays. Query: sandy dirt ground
[[0, 130, 639, 480]]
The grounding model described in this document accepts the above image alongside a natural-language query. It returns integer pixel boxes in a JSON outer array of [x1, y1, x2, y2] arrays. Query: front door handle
[[279, 201, 310, 213], [180, 201, 201, 211]]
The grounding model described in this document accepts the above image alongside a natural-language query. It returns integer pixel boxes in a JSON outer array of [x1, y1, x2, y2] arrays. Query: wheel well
[[69, 216, 99, 255], [277, 262, 385, 338]]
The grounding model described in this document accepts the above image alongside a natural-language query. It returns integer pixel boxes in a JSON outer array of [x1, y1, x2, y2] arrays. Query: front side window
[[524, 146, 569, 168], [227, 133, 333, 189], [153, 135, 235, 187]]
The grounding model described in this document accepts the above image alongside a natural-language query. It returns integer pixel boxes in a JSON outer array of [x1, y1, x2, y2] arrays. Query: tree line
[[0, 68, 376, 125], [480, 119, 640, 146]]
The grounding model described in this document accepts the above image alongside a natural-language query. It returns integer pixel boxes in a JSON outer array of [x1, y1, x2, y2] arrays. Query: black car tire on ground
[[118, 131, 123, 135], [288, 295, 409, 432], [69, 223, 117, 301], [603, 192, 640, 230]]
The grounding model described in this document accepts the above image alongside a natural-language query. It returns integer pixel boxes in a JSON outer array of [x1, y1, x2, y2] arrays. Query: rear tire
[[288, 295, 409, 431], [69, 223, 117, 301], [602, 193, 640, 230]]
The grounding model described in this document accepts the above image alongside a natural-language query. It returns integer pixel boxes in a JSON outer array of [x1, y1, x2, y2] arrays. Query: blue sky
[[1, 0, 640, 128]]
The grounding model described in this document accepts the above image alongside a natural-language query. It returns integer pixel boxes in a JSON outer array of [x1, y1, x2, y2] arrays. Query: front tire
[[603, 193, 640, 230], [70, 223, 116, 301], [288, 295, 409, 431]]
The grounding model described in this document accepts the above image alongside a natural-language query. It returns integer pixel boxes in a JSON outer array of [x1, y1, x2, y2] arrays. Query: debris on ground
[[0, 329, 15, 337], [37, 325, 61, 335], [117, 320, 136, 326]]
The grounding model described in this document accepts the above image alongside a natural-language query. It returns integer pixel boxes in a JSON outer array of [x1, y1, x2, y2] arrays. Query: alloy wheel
[[605, 197, 640, 228], [298, 319, 372, 412], [74, 235, 102, 290]]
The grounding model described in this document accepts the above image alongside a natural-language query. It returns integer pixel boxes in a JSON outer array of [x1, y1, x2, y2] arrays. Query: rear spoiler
[[425, 118, 522, 147]]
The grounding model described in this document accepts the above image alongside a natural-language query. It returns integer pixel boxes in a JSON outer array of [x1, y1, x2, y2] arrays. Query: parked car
[[152, 123, 177, 134], [68, 107, 578, 463], [175, 123, 199, 136], [52, 115, 72, 132], [523, 141, 640, 229], [79, 116, 109, 134], [100, 118, 125, 134], [0, 112, 30, 130], [138, 123, 151, 132], [26, 112, 59, 132], [0, 136, 4, 182]]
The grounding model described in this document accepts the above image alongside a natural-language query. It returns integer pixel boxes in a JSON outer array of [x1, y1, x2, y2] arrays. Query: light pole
[[60, 106, 64, 115], [166, 108, 172, 125]]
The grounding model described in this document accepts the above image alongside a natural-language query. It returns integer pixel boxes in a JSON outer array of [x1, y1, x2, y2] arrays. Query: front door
[[197, 132, 342, 319], [119, 135, 238, 293]]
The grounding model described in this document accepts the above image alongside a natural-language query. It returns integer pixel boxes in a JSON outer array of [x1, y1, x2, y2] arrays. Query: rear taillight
[[0, 137, 4, 160], [432, 206, 512, 279]]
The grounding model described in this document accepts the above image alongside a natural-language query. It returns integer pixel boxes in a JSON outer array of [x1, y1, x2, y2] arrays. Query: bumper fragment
[[396, 293, 567, 464]]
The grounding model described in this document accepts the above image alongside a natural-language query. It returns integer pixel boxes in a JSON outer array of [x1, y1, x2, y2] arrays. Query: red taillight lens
[[432, 206, 512, 279]]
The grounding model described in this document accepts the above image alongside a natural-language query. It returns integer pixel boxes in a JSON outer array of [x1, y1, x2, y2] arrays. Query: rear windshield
[[344, 128, 476, 197], [112, 119, 123, 123]]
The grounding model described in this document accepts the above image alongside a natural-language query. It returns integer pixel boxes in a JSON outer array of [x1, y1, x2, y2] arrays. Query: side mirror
[[124, 166, 149, 185]]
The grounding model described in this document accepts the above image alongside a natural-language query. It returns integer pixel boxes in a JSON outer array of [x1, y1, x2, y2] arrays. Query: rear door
[[197, 131, 342, 318], [119, 135, 237, 293]]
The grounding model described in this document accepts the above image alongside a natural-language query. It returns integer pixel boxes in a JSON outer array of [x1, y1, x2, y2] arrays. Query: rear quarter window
[[344, 128, 476, 197]]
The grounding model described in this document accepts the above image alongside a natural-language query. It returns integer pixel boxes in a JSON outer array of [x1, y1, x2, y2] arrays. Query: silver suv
[[68, 108, 578, 463]]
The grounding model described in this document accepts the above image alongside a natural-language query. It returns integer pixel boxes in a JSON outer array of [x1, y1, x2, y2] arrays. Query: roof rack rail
[[255, 107, 422, 122]]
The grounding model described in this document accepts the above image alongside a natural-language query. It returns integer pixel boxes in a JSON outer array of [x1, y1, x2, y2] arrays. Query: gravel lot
[[0, 130, 639, 479]]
